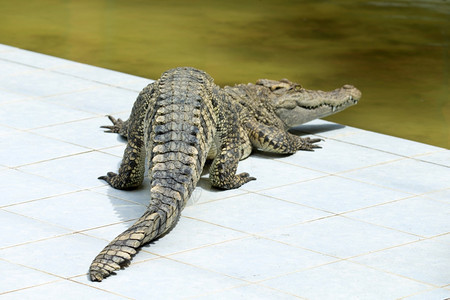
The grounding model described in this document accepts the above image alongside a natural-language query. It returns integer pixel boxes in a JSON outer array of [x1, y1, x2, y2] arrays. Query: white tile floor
[[0, 44, 449, 299]]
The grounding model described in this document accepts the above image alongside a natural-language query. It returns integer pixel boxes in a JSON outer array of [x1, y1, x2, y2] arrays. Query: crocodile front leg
[[244, 120, 322, 153]]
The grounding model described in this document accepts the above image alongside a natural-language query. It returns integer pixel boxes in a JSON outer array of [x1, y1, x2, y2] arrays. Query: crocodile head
[[256, 79, 361, 128]]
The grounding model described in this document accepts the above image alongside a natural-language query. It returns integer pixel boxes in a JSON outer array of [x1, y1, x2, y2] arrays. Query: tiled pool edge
[[1, 44, 449, 299]]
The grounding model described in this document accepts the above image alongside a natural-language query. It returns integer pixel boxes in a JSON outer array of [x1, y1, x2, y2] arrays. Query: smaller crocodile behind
[[89, 67, 361, 281]]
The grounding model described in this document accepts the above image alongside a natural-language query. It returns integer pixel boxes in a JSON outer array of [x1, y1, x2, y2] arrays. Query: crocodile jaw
[[273, 85, 361, 128]]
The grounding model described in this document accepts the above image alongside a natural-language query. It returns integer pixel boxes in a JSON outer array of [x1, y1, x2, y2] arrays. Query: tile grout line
[[0, 277, 62, 297], [65, 277, 134, 299], [308, 131, 447, 158], [184, 282, 306, 300], [181, 190, 253, 207], [11, 148, 116, 169], [240, 173, 331, 193], [0, 54, 152, 93], [0, 258, 132, 299], [348, 257, 441, 289], [254, 254, 438, 294], [26, 114, 106, 131], [397, 287, 450, 299], [6, 149, 94, 170], [0, 256, 69, 285], [249, 183, 417, 218], [112, 253, 255, 288]]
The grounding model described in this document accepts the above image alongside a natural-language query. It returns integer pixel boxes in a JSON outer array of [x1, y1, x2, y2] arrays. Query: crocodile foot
[[98, 171, 119, 186], [212, 172, 256, 190], [98, 172, 138, 190], [232, 172, 257, 188], [100, 115, 127, 137], [298, 137, 322, 151]]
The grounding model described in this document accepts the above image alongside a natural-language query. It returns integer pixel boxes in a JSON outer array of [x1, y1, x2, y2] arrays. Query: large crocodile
[[89, 67, 361, 281]]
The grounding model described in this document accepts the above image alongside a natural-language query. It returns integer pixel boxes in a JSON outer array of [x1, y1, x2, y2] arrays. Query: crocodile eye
[[294, 85, 303, 91]]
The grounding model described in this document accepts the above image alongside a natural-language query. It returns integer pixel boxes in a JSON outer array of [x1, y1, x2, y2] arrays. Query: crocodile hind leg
[[98, 83, 155, 189], [98, 135, 146, 189], [100, 82, 156, 140], [245, 120, 322, 153], [98, 113, 148, 189]]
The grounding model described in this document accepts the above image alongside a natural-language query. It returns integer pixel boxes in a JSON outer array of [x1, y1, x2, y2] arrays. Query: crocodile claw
[[98, 171, 117, 181], [100, 115, 125, 134], [98, 172, 121, 189], [229, 172, 256, 189], [238, 172, 257, 184], [305, 137, 323, 144], [300, 137, 323, 151]]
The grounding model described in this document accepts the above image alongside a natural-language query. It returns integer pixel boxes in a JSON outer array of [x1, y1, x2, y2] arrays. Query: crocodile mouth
[[279, 95, 359, 111], [274, 91, 361, 128], [329, 95, 359, 112], [273, 85, 361, 111]]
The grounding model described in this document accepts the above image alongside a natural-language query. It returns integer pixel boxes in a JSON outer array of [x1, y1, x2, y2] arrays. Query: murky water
[[1, 0, 448, 148]]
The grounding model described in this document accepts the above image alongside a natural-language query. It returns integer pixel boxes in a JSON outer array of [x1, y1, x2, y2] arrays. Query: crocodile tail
[[88, 207, 167, 280], [88, 182, 186, 282], [89, 152, 201, 282]]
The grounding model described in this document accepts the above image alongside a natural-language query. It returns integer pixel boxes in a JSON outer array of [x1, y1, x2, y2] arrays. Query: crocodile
[[89, 67, 361, 281]]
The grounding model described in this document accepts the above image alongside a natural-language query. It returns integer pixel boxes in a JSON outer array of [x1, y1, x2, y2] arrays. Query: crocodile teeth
[[332, 106, 337, 112]]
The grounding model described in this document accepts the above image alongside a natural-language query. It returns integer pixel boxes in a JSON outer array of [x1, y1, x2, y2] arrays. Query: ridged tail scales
[[88, 206, 175, 282], [89, 68, 218, 281]]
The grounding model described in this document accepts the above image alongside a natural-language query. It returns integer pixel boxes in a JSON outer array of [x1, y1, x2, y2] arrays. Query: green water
[[1, 0, 448, 148]]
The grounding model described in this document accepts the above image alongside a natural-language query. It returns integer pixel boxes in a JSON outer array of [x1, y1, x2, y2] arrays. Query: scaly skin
[[89, 67, 257, 281], [90, 67, 360, 281], [224, 78, 360, 159]]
